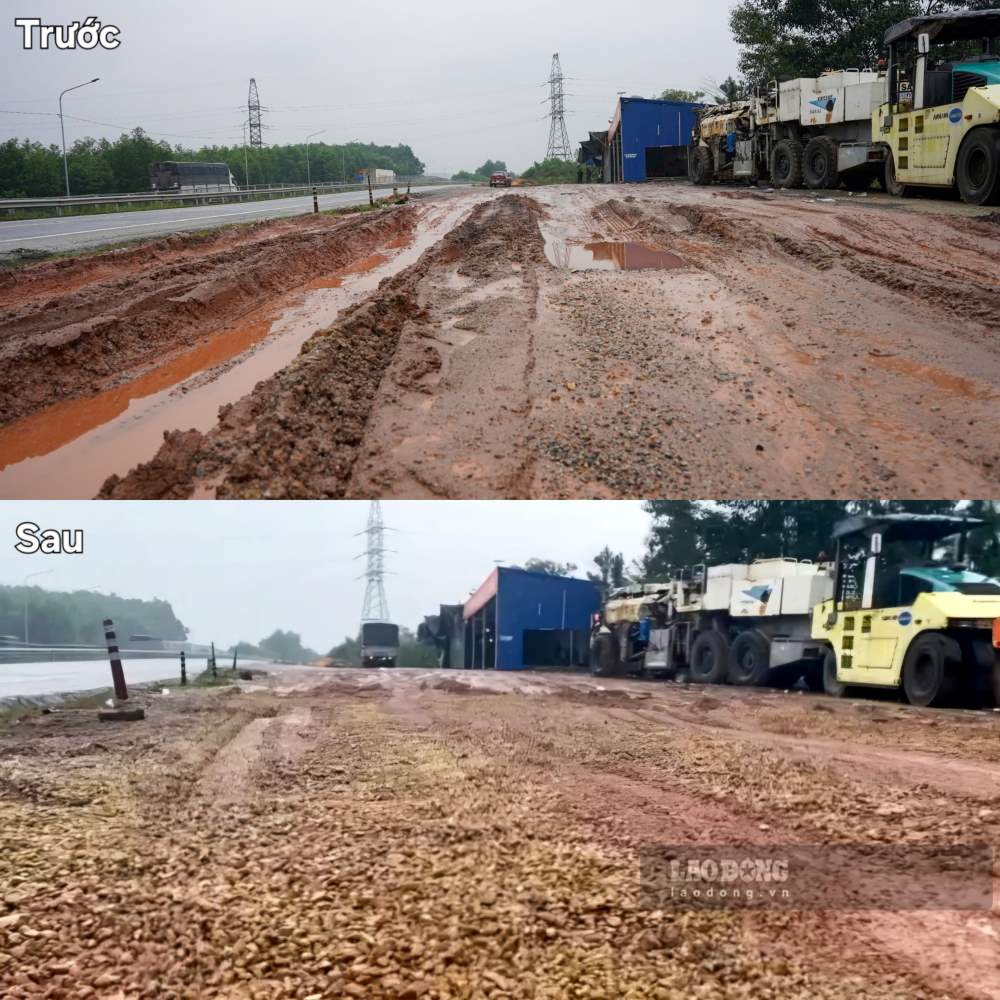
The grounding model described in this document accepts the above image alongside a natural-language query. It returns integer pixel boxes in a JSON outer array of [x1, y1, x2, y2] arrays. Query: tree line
[[657, 1, 992, 106], [0, 585, 188, 646], [523, 501, 1000, 601], [0, 127, 426, 198]]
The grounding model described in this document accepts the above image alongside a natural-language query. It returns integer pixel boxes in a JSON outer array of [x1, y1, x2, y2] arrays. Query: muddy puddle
[[0, 201, 473, 499], [545, 238, 686, 271]]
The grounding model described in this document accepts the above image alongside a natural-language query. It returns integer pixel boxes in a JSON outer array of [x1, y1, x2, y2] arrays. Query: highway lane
[[0, 654, 280, 699], [0, 183, 461, 253]]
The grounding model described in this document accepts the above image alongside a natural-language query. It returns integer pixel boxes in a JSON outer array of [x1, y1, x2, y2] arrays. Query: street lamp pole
[[59, 78, 100, 197], [305, 129, 325, 188], [23, 569, 53, 645]]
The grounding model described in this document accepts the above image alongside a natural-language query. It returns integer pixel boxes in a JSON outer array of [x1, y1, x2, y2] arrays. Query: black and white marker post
[[98, 618, 145, 722]]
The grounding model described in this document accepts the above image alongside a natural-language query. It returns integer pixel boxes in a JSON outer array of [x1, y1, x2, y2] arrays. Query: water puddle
[[545, 239, 687, 271], [0, 200, 474, 499]]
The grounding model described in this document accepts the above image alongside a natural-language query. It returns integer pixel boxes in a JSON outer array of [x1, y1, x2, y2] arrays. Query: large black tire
[[822, 647, 846, 698], [727, 630, 772, 686], [689, 630, 729, 684], [884, 150, 912, 198], [690, 146, 713, 186], [901, 633, 961, 707], [956, 128, 1000, 206], [993, 656, 1000, 708], [771, 139, 804, 189], [590, 632, 618, 677], [803, 136, 840, 190]]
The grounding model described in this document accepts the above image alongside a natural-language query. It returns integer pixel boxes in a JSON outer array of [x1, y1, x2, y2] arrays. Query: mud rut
[[2, 671, 998, 999], [2, 187, 997, 497], [100, 188, 1000, 499]]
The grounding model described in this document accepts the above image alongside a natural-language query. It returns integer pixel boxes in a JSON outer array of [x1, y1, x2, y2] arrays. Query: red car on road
[[489, 172, 512, 188]]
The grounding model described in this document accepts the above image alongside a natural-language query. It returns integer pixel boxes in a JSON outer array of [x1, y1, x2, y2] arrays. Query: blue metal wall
[[494, 568, 600, 671], [618, 98, 701, 183]]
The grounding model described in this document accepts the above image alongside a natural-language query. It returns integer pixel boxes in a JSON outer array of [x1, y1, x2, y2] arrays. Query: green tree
[[657, 88, 703, 102], [257, 629, 318, 664], [520, 558, 578, 577], [588, 547, 626, 597], [519, 158, 578, 184], [640, 500, 968, 580], [0, 585, 188, 645], [729, 0, 991, 86]]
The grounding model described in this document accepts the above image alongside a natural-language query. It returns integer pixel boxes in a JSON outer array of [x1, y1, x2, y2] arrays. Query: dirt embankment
[[0, 206, 415, 427], [2, 669, 998, 999], [100, 194, 547, 499]]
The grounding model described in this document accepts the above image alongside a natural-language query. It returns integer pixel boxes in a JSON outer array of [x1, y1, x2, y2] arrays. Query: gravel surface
[[2, 667, 997, 998]]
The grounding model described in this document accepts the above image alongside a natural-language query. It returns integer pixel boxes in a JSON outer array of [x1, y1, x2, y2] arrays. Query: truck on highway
[[149, 161, 237, 193], [360, 168, 397, 186], [591, 514, 1000, 707], [490, 171, 512, 188], [690, 8, 1000, 204], [361, 621, 399, 668]]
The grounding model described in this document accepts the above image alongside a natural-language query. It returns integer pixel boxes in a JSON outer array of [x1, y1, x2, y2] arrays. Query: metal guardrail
[[0, 177, 455, 216]]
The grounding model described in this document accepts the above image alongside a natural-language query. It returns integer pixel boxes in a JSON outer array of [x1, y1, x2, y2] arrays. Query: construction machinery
[[591, 515, 1000, 707], [591, 559, 835, 689], [814, 514, 1000, 706], [690, 8, 1000, 203]]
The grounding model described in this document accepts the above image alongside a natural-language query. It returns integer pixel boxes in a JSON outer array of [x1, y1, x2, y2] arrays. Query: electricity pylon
[[545, 53, 572, 161]]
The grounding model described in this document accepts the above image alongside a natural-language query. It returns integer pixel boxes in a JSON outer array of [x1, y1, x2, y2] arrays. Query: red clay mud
[[0, 205, 416, 427]]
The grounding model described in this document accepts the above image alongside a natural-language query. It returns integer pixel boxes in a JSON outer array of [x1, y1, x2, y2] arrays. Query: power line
[[545, 53, 572, 161]]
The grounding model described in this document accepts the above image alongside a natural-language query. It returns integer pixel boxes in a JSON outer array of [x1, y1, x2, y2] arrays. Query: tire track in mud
[[100, 194, 546, 499], [0, 205, 416, 427]]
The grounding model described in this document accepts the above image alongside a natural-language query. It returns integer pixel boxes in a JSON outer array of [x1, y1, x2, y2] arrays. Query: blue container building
[[605, 97, 703, 183], [462, 567, 600, 670]]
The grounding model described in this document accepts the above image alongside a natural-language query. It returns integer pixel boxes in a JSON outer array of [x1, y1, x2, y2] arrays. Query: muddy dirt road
[[2, 184, 998, 498], [2, 667, 997, 999]]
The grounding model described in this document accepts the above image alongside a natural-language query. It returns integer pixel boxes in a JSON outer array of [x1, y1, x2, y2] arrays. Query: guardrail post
[[368, 174, 374, 207], [180, 649, 187, 686], [98, 619, 144, 721], [103, 618, 129, 701], [313, 186, 319, 214]]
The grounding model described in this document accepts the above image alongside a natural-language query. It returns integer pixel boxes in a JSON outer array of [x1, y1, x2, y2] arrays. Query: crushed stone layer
[[1, 667, 998, 999]]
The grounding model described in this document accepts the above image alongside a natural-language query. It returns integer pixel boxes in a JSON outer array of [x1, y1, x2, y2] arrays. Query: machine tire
[[803, 136, 840, 189], [727, 629, 772, 686], [822, 647, 846, 698], [901, 633, 961, 707], [590, 633, 618, 677], [993, 655, 1000, 708], [956, 128, 1000, 206], [690, 146, 713, 186], [689, 629, 729, 684], [771, 139, 804, 189], [884, 151, 912, 198]]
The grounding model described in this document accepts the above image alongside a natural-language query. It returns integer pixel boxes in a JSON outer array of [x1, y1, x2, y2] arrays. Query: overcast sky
[[1, 1, 740, 175], [1, 501, 651, 651]]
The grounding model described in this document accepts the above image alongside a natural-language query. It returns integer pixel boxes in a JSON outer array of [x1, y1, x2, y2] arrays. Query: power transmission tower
[[247, 78, 264, 149], [358, 501, 390, 626], [545, 53, 572, 161]]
